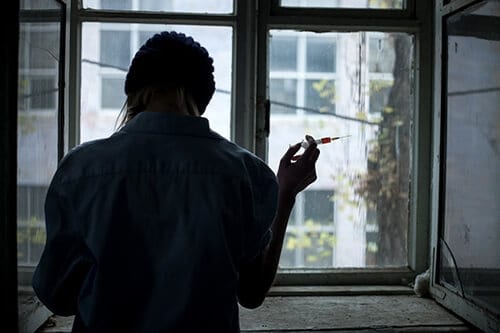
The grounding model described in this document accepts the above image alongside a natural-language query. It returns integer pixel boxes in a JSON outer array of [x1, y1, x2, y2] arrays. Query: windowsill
[[19, 286, 475, 332], [18, 287, 51, 333]]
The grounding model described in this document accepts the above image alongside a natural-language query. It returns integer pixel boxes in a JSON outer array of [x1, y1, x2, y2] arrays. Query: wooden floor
[[32, 291, 476, 332]]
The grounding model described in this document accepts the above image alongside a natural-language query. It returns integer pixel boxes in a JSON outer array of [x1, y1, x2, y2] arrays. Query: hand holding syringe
[[292, 135, 350, 160]]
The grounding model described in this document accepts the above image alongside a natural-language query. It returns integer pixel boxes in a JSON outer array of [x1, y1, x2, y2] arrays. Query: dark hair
[[124, 31, 215, 115]]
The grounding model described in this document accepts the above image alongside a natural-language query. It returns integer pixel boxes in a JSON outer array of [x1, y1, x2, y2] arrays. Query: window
[[83, 0, 233, 14], [281, 190, 335, 268], [101, 0, 132, 10], [16, 0, 432, 287], [101, 77, 126, 109], [18, 24, 60, 112], [17, 186, 49, 266], [81, 23, 232, 143], [100, 30, 131, 70], [17, 0, 63, 272], [280, 0, 404, 9], [368, 33, 397, 114], [306, 37, 336, 73], [431, 0, 500, 330], [269, 31, 337, 116], [30, 77, 57, 109], [268, 30, 414, 268]]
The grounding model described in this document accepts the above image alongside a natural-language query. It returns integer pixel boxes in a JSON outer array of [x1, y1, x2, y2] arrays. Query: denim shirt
[[33, 111, 278, 332]]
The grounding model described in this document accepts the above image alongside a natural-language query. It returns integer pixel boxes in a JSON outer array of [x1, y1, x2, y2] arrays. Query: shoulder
[[51, 133, 124, 185], [211, 134, 277, 184]]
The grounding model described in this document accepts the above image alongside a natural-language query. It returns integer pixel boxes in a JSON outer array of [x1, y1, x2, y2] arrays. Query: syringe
[[299, 135, 351, 148]]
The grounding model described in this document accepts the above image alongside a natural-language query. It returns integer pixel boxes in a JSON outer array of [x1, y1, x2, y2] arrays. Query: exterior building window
[[100, 30, 131, 70], [269, 32, 337, 115], [368, 34, 395, 114], [30, 77, 57, 109], [101, 77, 126, 109], [17, 186, 48, 266], [280, 190, 336, 268], [101, 0, 132, 10]]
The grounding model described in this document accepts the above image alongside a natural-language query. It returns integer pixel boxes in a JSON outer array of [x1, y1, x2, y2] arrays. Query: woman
[[33, 31, 319, 332]]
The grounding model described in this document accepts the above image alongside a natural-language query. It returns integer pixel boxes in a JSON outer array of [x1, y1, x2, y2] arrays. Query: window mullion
[[67, 0, 82, 149], [254, 0, 272, 158], [233, 0, 259, 151]]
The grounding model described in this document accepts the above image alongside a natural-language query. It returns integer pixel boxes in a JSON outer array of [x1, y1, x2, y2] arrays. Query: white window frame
[[55, 0, 432, 286]]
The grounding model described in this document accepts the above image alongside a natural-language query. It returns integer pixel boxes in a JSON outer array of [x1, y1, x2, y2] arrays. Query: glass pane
[[369, 79, 392, 114], [100, 30, 131, 70], [440, 0, 500, 315], [270, 35, 298, 71], [30, 77, 57, 109], [101, 77, 126, 109], [269, 79, 297, 114], [305, 79, 336, 114], [29, 28, 59, 69], [18, 2, 62, 267], [269, 30, 414, 268], [369, 35, 396, 73], [280, 0, 404, 9], [83, 0, 233, 14], [306, 37, 336, 72], [81, 23, 232, 142]]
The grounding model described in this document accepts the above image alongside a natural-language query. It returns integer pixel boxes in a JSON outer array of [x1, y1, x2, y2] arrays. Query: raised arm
[[237, 135, 320, 308]]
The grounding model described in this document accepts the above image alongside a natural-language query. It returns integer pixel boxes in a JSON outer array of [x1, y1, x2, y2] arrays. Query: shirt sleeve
[[32, 182, 93, 316], [239, 160, 279, 265]]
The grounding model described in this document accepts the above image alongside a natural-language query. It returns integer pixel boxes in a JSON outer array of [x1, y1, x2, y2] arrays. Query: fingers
[[309, 146, 320, 162], [280, 143, 302, 167], [301, 135, 319, 162]]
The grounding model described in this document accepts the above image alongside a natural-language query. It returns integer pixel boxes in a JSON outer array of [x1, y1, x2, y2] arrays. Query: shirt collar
[[120, 111, 212, 137]]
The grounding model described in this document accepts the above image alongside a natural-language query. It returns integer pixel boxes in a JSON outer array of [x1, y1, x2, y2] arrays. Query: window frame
[[16, 0, 67, 288], [26, 0, 433, 286], [429, 0, 500, 331], [259, 0, 432, 284]]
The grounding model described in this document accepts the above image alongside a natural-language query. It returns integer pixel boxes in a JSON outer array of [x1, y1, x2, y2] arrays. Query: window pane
[[20, 0, 59, 9], [101, 0, 132, 10], [18, 19, 61, 266], [83, 0, 233, 14], [269, 79, 297, 114], [280, 0, 404, 9], [269, 35, 297, 71], [269, 30, 413, 268], [101, 77, 126, 109], [369, 35, 396, 73], [306, 37, 336, 72], [30, 77, 57, 109], [29, 28, 59, 69], [303, 190, 334, 224], [281, 190, 336, 268], [306, 79, 336, 114], [369, 80, 392, 114], [100, 30, 131, 70], [440, 0, 500, 316], [82, 23, 232, 142]]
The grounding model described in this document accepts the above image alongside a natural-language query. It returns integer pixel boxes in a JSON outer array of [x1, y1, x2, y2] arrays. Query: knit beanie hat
[[124, 31, 215, 115]]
